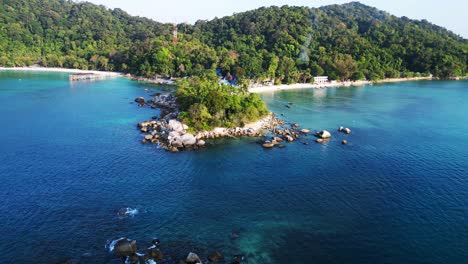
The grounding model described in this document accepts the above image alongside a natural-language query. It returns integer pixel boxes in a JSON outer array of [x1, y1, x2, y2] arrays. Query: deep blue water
[[0, 71, 467, 264]]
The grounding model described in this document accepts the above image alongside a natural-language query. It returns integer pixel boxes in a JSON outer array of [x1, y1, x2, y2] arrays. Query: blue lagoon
[[0, 71, 467, 263]]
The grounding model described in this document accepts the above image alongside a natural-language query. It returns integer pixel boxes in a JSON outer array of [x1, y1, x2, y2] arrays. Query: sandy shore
[[248, 81, 368, 93], [0, 66, 122, 77], [373, 76, 434, 83], [248, 77, 434, 93], [243, 114, 278, 131]]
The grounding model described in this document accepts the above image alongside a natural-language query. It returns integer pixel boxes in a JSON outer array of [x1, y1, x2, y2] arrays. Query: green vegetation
[[1, 0, 467, 81], [176, 71, 269, 131]]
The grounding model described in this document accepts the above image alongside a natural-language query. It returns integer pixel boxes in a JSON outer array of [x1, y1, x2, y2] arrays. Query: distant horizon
[[83, 0, 468, 38]]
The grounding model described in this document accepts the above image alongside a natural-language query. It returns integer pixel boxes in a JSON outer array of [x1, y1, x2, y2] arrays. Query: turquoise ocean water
[[0, 71, 467, 263]]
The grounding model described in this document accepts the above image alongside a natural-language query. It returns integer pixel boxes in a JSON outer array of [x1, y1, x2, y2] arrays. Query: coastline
[[0, 66, 122, 77], [248, 76, 434, 93], [137, 90, 283, 151]]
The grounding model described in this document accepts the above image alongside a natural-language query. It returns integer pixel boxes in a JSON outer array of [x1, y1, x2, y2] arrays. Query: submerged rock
[[117, 208, 138, 218], [342, 140, 348, 145], [208, 251, 223, 262], [186, 252, 203, 264], [147, 246, 164, 261], [152, 238, 161, 246], [231, 255, 245, 264], [273, 137, 283, 143], [125, 254, 139, 264], [135, 97, 145, 104]]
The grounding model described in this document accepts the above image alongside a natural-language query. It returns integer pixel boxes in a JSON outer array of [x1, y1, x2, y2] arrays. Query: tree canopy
[[176, 71, 269, 131], [1, 0, 467, 80]]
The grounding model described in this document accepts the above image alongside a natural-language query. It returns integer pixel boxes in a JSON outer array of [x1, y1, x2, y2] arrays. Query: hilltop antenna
[[173, 22, 178, 45]]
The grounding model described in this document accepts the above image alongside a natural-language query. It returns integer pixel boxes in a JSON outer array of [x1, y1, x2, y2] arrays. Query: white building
[[314, 76, 329, 84]]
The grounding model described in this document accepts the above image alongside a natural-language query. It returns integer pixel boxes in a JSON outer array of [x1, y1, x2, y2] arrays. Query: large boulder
[[186, 252, 203, 264], [168, 131, 184, 148], [213, 127, 226, 136], [171, 138, 184, 148], [181, 133, 197, 147], [112, 238, 137, 257], [168, 131, 181, 139], [168, 119, 186, 132], [314, 130, 331, 139]]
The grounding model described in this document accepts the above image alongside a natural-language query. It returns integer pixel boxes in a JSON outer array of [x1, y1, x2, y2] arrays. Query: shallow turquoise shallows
[[0, 71, 467, 264]]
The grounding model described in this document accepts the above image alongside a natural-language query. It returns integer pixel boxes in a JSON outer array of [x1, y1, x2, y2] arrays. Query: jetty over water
[[69, 73, 109, 81]]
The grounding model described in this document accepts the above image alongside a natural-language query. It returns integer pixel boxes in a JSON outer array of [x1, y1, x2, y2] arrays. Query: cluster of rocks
[[136, 93, 285, 152], [195, 127, 261, 140], [261, 123, 311, 148], [139, 119, 205, 152], [315, 126, 352, 144], [261, 124, 354, 147], [338, 126, 352, 134], [194, 115, 283, 141], [110, 237, 242, 264], [147, 93, 178, 111]]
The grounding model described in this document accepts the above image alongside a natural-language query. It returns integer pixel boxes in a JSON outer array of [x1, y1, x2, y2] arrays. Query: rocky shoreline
[[109, 236, 243, 264], [136, 93, 283, 152]]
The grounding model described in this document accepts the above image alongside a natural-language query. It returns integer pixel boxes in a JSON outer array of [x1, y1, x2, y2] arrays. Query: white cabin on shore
[[314, 76, 329, 84]]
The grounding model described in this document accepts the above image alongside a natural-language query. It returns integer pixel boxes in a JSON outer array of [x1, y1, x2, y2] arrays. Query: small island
[[136, 71, 284, 152]]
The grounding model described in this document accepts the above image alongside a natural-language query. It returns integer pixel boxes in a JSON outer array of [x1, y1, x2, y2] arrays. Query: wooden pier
[[69, 73, 107, 81]]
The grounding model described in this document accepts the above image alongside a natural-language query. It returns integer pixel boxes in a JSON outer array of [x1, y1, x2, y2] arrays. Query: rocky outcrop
[[136, 92, 285, 151]]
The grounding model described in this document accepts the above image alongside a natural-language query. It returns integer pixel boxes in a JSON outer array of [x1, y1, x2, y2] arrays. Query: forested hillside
[[1, 0, 467, 81]]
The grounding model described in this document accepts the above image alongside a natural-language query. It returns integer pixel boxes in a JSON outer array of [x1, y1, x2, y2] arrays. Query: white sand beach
[[0, 66, 122, 77], [248, 80, 370, 93], [248, 77, 434, 93]]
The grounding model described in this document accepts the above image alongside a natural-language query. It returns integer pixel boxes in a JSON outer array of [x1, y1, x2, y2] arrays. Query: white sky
[[82, 0, 467, 38]]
